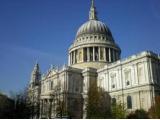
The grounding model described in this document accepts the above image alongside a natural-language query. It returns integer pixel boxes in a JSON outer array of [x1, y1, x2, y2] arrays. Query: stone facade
[[97, 51, 160, 111], [28, 0, 160, 119]]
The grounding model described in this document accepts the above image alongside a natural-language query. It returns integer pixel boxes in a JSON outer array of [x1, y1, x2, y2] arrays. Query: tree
[[127, 109, 149, 119], [10, 89, 33, 119], [86, 83, 111, 119], [111, 102, 127, 119], [149, 96, 160, 118], [0, 93, 15, 118], [0, 88, 34, 119]]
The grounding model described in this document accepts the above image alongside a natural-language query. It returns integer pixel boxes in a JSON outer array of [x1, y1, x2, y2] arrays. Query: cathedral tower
[[68, 0, 121, 69], [30, 63, 41, 88]]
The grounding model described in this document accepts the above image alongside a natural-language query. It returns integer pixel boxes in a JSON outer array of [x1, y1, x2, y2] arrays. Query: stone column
[[47, 99, 50, 118], [109, 48, 111, 62], [104, 47, 106, 61], [82, 48, 84, 62], [49, 99, 53, 118], [45, 99, 48, 118], [42, 99, 44, 117], [87, 47, 90, 62], [68, 53, 70, 66], [70, 52, 72, 65], [73, 51, 75, 64], [98, 47, 101, 61], [44, 99, 46, 117], [51, 98, 55, 118], [93, 47, 95, 61], [82, 68, 97, 118], [40, 100, 43, 118]]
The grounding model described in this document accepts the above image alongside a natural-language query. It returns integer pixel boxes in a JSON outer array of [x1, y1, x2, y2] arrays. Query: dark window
[[126, 81, 130, 86], [112, 84, 115, 88], [51, 81, 53, 90], [105, 48, 109, 62], [84, 48, 87, 62], [112, 98, 116, 105], [75, 50, 77, 63], [90, 47, 93, 61], [110, 49, 114, 62], [95, 47, 99, 61], [127, 96, 132, 109]]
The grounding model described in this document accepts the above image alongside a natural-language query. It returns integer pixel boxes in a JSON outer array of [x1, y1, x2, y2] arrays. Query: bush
[[127, 109, 149, 119], [148, 96, 160, 118]]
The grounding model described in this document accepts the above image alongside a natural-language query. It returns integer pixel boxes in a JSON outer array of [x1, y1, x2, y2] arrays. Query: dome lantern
[[89, 0, 98, 20]]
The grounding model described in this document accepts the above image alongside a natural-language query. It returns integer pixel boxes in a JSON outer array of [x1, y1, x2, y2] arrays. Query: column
[[109, 48, 111, 62], [42, 99, 45, 117], [40, 100, 43, 118], [47, 99, 50, 118], [93, 47, 95, 61], [51, 98, 55, 118], [104, 47, 106, 61], [71, 52, 73, 65], [87, 47, 90, 61], [49, 99, 52, 118], [44, 99, 46, 117], [98, 47, 101, 61], [73, 51, 75, 64], [82, 48, 84, 62], [68, 53, 70, 65]]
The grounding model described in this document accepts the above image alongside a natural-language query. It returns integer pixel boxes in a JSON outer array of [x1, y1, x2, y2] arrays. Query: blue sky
[[0, 0, 160, 95]]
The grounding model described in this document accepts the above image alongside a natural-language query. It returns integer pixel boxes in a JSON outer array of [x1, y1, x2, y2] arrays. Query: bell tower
[[30, 63, 41, 88]]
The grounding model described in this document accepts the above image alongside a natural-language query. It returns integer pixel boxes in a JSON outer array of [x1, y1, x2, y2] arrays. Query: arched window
[[127, 96, 132, 109], [112, 98, 116, 105]]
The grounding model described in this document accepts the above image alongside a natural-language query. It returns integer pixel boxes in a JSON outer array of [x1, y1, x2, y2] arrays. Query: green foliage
[[86, 84, 111, 119], [0, 93, 15, 118], [111, 102, 127, 119], [127, 109, 149, 119], [149, 96, 160, 118], [0, 89, 35, 119]]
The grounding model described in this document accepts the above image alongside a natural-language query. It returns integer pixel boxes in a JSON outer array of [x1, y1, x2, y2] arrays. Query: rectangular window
[[127, 96, 132, 109], [111, 74, 116, 89], [125, 70, 131, 86]]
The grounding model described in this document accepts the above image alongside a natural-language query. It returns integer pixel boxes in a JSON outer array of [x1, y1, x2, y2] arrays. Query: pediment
[[45, 69, 57, 79]]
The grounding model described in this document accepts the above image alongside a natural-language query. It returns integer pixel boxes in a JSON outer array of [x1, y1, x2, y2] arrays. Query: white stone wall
[[97, 51, 160, 111]]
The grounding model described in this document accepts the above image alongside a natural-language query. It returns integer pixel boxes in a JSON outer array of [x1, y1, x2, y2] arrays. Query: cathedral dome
[[68, 0, 121, 69], [76, 20, 112, 38]]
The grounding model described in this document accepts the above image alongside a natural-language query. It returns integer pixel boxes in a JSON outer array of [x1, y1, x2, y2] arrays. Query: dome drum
[[68, 46, 120, 69]]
